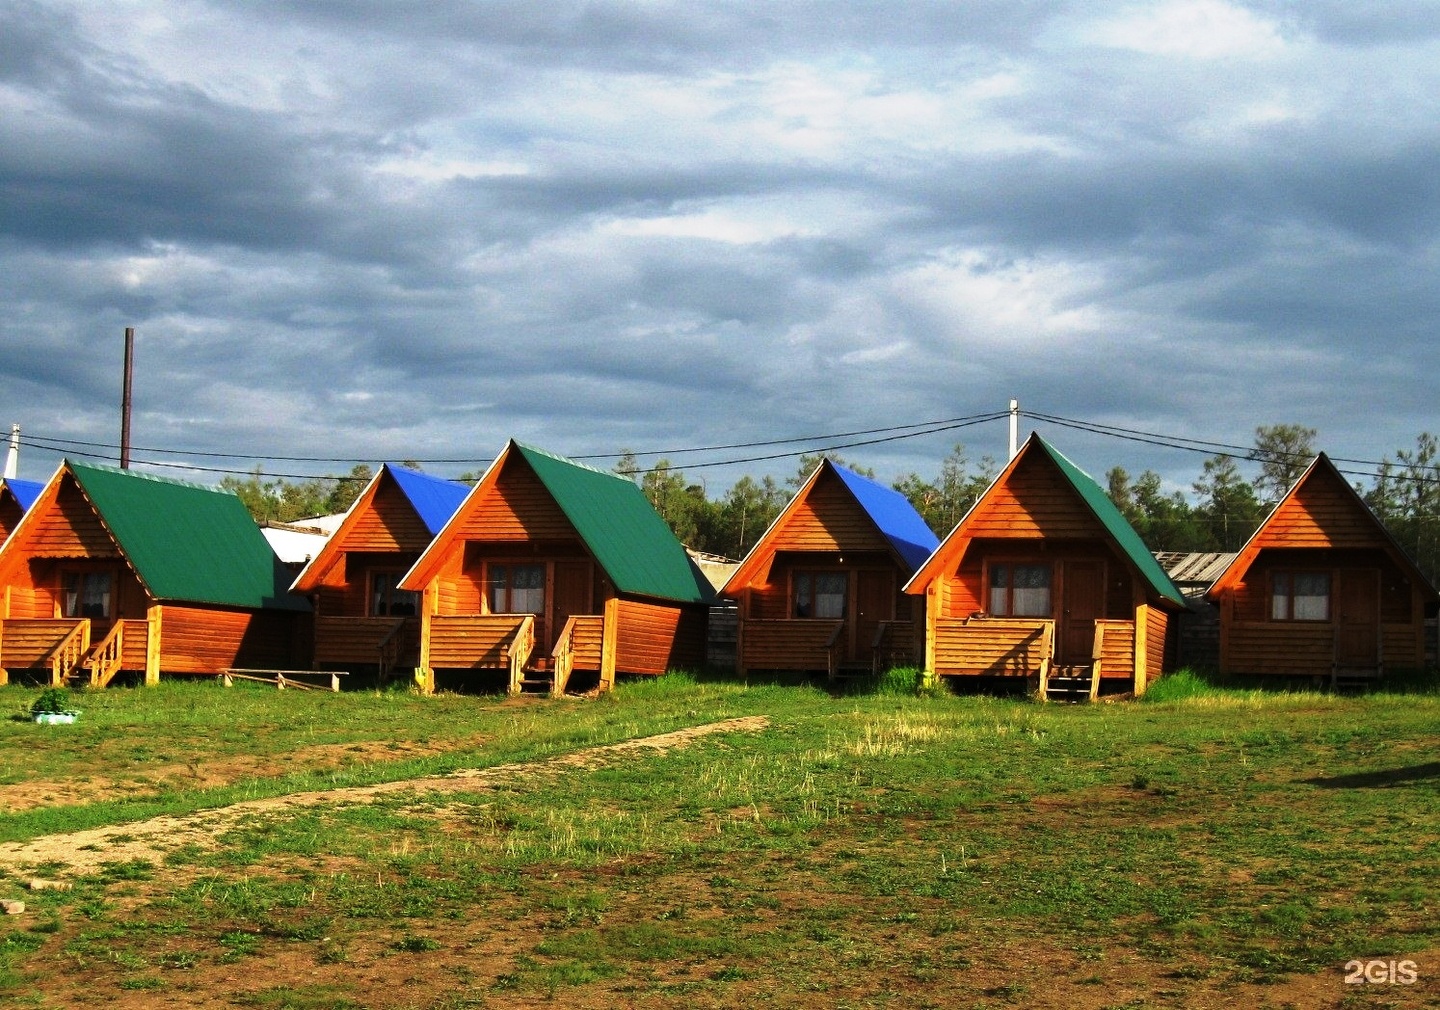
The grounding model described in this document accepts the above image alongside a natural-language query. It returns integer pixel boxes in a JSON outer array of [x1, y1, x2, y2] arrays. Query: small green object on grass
[[30, 687, 81, 724]]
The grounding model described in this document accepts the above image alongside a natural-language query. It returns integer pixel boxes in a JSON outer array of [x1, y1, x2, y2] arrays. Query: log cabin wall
[[1144, 607, 1170, 679], [613, 598, 707, 675], [0, 499, 22, 547], [1214, 458, 1433, 676], [158, 605, 302, 674]]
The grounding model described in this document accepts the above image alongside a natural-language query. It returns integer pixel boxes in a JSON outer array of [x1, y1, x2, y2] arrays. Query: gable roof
[[386, 465, 472, 536], [65, 460, 305, 610], [290, 463, 471, 593], [723, 459, 939, 595], [2, 478, 43, 511], [904, 433, 1185, 608], [404, 441, 713, 605], [1206, 453, 1439, 601], [831, 465, 941, 572]]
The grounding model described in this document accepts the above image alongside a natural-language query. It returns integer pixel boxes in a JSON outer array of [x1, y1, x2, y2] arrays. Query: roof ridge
[[513, 441, 634, 483], [68, 458, 232, 496]]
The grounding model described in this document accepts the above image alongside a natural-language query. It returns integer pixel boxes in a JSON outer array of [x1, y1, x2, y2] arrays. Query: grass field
[[0, 671, 1437, 1008]]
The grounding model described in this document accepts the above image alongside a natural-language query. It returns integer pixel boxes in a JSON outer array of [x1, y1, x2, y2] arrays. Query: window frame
[[985, 561, 1053, 618], [792, 570, 848, 620], [368, 569, 420, 617], [59, 569, 114, 620], [486, 561, 547, 616], [1270, 570, 1331, 622]]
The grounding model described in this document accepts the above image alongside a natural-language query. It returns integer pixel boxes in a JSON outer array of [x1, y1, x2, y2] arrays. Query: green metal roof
[[69, 460, 306, 610], [513, 444, 713, 605], [1033, 436, 1186, 608]]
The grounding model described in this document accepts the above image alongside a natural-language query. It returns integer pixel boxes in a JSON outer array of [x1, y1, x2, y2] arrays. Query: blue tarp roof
[[3, 478, 43, 511], [385, 465, 471, 536], [831, 464, 940, 573]]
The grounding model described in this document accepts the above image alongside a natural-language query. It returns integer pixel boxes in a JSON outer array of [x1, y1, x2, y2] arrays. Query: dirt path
[[0, 715, 770, 875]]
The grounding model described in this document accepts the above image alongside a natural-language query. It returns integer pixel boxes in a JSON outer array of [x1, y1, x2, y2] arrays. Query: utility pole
[[1008, 398, 1019, 460], [3, 425, 18, 479], [121, 327, 135, 469]]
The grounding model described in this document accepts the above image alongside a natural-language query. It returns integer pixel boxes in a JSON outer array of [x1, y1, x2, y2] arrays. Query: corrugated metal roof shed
[[831, 464, 940, 573], [70, 460, 306, 610], [515, 443, 713, 605]]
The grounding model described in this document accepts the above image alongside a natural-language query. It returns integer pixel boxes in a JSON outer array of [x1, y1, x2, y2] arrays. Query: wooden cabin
[[290, 465, 469, 681], [721, 460, 939, 678], [904, 434, 1185, 699], [1205, 453, 1438, 687], [0, 461, 308, 687], [399, 441, 713, 695], [0, 478, 42, 547]]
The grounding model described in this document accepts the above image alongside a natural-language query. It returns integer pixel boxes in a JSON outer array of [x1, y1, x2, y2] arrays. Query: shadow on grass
[[1301, 762, 1440, 789]]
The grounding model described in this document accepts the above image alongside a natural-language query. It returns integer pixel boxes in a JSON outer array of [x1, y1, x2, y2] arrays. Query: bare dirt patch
[[0, 734, 494, 813], [0, 716, 771, 874]]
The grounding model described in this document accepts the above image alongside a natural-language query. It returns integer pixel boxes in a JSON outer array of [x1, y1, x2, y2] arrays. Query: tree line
[[220, 425, 1440, 585]]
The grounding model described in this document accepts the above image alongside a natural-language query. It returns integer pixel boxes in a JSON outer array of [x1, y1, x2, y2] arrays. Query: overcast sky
[[4, 0, 1439, 498]]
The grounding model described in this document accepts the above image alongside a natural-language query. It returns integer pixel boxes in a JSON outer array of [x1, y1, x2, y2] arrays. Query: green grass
[[1, 672, 1437, 1005]]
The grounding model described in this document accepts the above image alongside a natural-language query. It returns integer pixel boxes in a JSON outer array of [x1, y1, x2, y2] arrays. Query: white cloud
[[1087, 0, 1288, 60]]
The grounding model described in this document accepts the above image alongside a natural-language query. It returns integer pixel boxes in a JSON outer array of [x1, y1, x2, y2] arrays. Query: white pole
[[1008, 399, 1019, 460], [3, 425, 17, 480]]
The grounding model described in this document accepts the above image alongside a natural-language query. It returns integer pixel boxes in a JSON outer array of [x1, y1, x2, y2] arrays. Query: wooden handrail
[[507, 614, 536, 696], [87, 621, 125, 688], [50, 620, 91, 687], [551, 616, 578, 699], [1088, 622, 1105, 701], [825, 621, 846, 681], [376, 617, 409, 681]]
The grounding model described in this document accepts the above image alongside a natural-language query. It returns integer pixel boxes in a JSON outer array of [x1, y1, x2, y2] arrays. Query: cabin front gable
[[1208, 455, 1436, 679]]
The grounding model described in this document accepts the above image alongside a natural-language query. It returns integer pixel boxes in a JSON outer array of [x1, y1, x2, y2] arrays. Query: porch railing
[[50, 620, 92, 686], [550, 615, 604, 697]]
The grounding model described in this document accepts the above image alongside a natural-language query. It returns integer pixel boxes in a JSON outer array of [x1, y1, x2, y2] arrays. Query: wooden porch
[[0, 617, 151, 688], [313, 615, 418, 681], [928, 616, 1138, 701], [1223, 619, 1393, 688], [737, 618, 916, 679], [417, 613, 606, 697]]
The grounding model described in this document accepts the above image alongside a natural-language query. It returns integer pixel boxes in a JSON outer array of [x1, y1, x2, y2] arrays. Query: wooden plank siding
[[156, 605, 302, 675], [739, 619, 844, 672], [1094, 619, 1135, 679], [313, 615, 417, 666], [425, 614, 529, 669], [0, 619, 87, 670], [727, 465, 930, 675], [960, 458, 1109, 541], [1209, 457, 1438, 678], [1144, 607, 1169, 680], [932, 618, 1052, 677], [613, 598, 706, 675], [451, 458, 576, 542], [767, 474, 893, 554]]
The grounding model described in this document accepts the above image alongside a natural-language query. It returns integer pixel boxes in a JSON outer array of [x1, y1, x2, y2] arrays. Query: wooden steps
[[517, 657, 555, 695], [1331, 667, 1382, 692], [1042, 665, 1100, 703]]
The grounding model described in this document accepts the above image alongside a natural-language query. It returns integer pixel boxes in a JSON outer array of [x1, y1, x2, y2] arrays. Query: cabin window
[[989, 563, 1051, 617], [794, 572, 846, 619], [1271, 571, 1329, 621], [370, 571, 419, 617], [488, 563, 545, 615], [61, 571, 112, 619]]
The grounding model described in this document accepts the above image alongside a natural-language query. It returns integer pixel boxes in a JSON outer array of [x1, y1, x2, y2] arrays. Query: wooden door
[[1336, 569, 1379, 668], [1060, 561, 1103, 666], [852, 570, 894, 662], [551, 561, 593, 653]]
